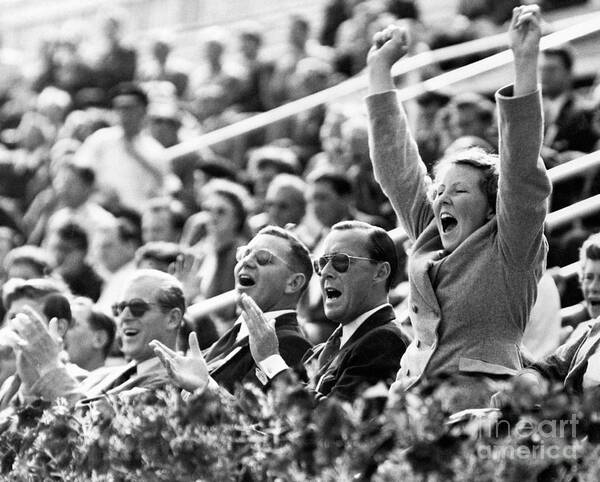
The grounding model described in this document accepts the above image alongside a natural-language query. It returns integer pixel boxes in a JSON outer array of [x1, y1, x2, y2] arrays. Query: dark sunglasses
[[313, 253, 377, 276], [236, 246, 294, 270], [112, 299, 158, 318]]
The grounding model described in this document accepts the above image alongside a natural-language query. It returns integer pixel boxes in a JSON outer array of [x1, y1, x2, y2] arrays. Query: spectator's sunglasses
[[112, 299, 158, 318], [236, 246, 294, 270], [314, 253, 377, 276]]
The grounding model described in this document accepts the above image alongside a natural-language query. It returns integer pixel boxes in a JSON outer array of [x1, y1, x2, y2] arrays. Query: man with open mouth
[[492, 233, 600, 398], [151, 226, 312, 394], [236, 221, 407, 402], [1, 269, 185, 406]]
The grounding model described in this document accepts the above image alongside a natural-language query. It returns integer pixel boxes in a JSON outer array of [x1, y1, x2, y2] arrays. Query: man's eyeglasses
[[236, 246, 294, 270], [112, 299, 158, 318], [313, 253, 377, 276]]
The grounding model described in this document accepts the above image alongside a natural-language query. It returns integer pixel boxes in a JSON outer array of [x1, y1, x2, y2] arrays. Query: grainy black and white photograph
[[0, 0, 599, 480]]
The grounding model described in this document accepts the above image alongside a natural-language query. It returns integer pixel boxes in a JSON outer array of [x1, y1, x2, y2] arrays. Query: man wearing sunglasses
[[1, 270, 185, 406], [242, 220, 407, 401], [154, 222, 407, 401], [151, 226, 312, 394]]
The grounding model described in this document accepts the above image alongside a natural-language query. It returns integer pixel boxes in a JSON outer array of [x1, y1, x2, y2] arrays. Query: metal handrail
[[546, 195, 600, 232], [166, 11, 600, 162], [547, 150, 600, 184]]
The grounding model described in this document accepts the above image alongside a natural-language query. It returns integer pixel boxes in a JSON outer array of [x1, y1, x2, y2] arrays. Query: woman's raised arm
[[365, 26, 434, 241]]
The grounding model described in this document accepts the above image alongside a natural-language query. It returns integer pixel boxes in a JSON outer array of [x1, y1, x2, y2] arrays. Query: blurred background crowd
[[0, 0, 599, 374]]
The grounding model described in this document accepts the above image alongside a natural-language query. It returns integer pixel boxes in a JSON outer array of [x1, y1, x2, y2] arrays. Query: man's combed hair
[[433, 147, 500, 214], [543, 45, 575, 72], [129, 269, 186, 315], [307, 168, 353, 197], [257, 225, 313, 294], [579, 233, 600, 279], [2, 277, 71, 322], [331, 221, 398, 290], [331, 220, 398, 290]]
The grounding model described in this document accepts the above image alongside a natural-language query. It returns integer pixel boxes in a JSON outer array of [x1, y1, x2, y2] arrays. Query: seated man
[[64, 297, 116, 372], [1, 269, 185, 405], [493, 233, 600, 399], [0, 277, 78, 408], [155, 221, 407, 401], [152, 226, 312, 393]]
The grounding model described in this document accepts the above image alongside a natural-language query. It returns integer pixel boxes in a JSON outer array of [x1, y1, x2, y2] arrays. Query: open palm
[[151, 332, 209, 393]]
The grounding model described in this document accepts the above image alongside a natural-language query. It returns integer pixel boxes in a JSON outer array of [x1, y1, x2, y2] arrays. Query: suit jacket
[[303, 305, 407, 401], [531, 319, 600, 393], [544, 92, 597, 154], [206, 311, 312, 393], [12, 357, 169, 407], [77, 358, 169, 401]]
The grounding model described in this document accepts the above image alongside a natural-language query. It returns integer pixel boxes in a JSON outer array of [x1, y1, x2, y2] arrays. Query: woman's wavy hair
[[432, 147, 499, 213]]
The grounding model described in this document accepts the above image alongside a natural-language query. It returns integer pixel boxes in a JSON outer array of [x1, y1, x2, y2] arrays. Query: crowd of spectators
[[0, 0, 598, 395]]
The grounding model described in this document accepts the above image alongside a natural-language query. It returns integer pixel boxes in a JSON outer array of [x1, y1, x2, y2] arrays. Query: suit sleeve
[[278, 332, 313, 368], [325, 329, 406, 401], [529, 323, 591, 383]]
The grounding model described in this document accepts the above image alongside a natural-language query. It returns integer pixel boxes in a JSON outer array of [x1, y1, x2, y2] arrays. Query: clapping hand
[[239, 293, 279, 364], [151, 332, 209, 393], [5, 306, 63, 393]]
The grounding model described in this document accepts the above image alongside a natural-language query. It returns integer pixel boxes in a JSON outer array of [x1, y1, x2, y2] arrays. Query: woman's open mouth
[[440, 213, 458, 233]]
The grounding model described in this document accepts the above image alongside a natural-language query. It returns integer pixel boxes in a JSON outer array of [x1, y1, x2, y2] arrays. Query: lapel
[[337, 305, 396, 358], [83, 361, 137, 398], [209, 312, 300, 375], [106, 358, 166, 394], [567, 321, 600, 386], [411, 226, 444, 312], [204, 322, 242, 362], [314, 306, 396, 392]]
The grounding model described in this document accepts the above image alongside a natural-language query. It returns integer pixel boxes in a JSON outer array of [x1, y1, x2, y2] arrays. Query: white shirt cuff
[[258, 355, 289, 379]]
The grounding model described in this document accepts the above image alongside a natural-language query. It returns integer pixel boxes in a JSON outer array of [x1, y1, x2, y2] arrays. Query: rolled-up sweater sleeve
[[365, 91, 434, 241], [495, 85, 551, 268]]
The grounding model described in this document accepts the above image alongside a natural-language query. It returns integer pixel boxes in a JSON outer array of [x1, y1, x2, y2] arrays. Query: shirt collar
[[135, 357, 162, 376], [340, 303, 390, 348]]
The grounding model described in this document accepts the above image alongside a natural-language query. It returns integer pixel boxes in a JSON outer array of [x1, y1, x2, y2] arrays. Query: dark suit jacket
[[303, 305, 407, 401], [545, 93, 597, 155], [206, 311, 312, 393], [531, 318, 600, 393]]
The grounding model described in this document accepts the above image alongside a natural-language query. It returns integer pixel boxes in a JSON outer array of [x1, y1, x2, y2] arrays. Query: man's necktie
[[109, 363, 138, 391], [317, 327, 342, 371]]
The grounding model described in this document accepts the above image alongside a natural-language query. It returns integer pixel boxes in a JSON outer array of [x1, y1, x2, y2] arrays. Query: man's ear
[[56, 318, 70, 338], [373, 261, 391, 285], [92, 330, 109, 351], [284, 272, 306, 295], [167, 308, 183, 330]]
